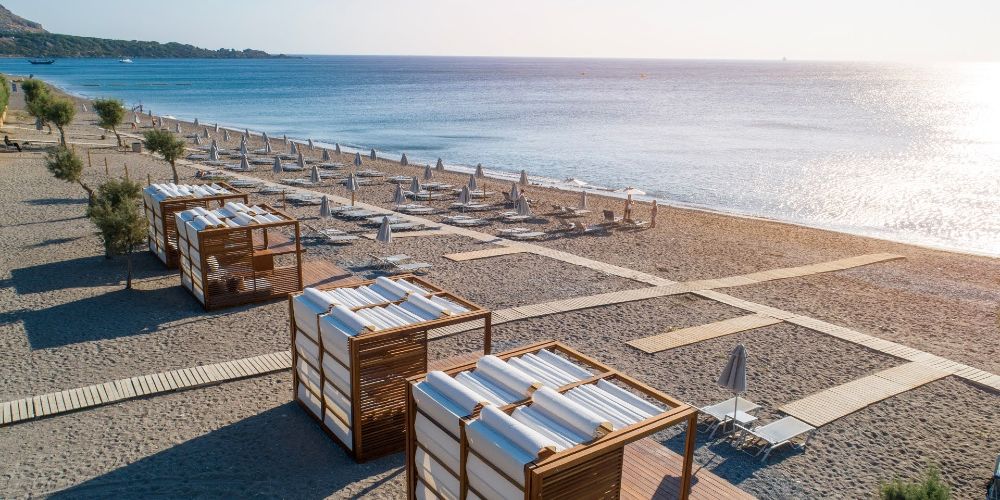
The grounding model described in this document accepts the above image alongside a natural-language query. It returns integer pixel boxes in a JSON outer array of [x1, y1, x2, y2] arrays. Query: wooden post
[[680, 412, 698, 500], [483, 314, 493, 355], [147, 173, 151, 186], [87, 149, 92, 168], [123, 163, 129, 180], [104, 157, 109, 176]]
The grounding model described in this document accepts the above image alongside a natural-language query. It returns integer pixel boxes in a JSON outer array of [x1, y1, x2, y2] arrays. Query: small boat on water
[[118, 57, 133, 63], [28, 58, 55, 65]]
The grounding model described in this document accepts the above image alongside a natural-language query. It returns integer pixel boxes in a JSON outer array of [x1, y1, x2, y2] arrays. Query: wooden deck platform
[[302, 260, 360, 289], [622, 438, 754, 499], [779, 362, 950, 427], [628, 314, 783, 353]]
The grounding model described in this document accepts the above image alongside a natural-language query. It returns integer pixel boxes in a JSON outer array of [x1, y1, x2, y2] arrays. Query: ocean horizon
[[5, 55, 998, 256]]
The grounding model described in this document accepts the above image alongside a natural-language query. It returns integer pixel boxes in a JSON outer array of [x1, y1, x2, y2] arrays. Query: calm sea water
[[5, 56, 998, 256]]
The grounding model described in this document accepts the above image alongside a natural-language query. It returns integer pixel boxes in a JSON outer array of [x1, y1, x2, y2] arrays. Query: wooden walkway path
[[778, 362, 950, 427], [623, 438, 755, 499], [681, 253, 903, 290], [628, 314, 783, 353], [444, 245, 528, 261], [361, 229, 447, 240], [1, 352, 292, 426]]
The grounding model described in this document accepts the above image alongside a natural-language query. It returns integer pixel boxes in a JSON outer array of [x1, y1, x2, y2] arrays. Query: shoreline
[[24, 76, 998, 259]]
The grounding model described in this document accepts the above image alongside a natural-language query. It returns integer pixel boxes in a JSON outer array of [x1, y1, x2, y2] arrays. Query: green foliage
[[880, 466, 951, 500], [143, 129, 186, 182], [20, 78, 47, 104], [92, 98, 124, 146], [86, 177, 147, 288], [42, 97, 75, 145], [0, 74, 10, 114], [0, 32, 286, 58], [44, 146, 92, 202]]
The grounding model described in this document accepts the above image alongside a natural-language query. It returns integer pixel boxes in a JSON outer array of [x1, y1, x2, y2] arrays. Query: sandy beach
[[0, 82, 998, 499]]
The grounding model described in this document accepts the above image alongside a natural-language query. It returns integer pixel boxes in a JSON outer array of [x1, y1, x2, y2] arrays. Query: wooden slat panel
[[628, 314, 783, 353]]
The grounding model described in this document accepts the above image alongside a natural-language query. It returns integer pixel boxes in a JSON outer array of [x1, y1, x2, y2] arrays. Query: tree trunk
[[57, 125, 66, 146], [170, 160, 179, 183], [125, 251, 133, 289], [78, 181, 95, 207], [111, 126, 122, 147]]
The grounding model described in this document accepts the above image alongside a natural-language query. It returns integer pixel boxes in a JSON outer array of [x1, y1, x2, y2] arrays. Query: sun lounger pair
[[368, 254, 433, 274], [699, 397, 760, 437], [499, 212, 532, 223], [506, 231, 547, 241], [396, 205, 438, 215], [444, 216, 490, 227], [552, 205, 590, 217], [318, 229, 359, 245], [451, 202, 493, 212]]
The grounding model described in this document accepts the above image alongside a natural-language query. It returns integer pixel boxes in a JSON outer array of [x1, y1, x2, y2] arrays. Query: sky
[[6, 0, 1000, 62]]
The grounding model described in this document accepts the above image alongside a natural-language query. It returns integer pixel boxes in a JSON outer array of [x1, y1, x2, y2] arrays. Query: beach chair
[[699, 397, 760, 436], [369, 254, 411, 270], [623, 218, 649, 229], [318, 229, 359, 245], [603, 210, 623, 226], [736, 416, 816, 462], [389, 261, 432, 274], [498, 227, 531, 237], [507, 231, 547, 241], [988, 454, 1000, 500]]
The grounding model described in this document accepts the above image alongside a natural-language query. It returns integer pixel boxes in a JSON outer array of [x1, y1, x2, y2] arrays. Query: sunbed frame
[[176, 202, 303, 310], [142, 181, 246, 268], [405, 340, 699, 500], [290, 275, 493, 462]]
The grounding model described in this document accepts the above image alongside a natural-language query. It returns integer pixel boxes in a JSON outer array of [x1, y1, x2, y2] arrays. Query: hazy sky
[[7, 0, 999, 61]]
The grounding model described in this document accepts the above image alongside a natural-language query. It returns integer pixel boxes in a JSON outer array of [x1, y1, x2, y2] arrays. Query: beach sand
[[0, 84, 997, 498]]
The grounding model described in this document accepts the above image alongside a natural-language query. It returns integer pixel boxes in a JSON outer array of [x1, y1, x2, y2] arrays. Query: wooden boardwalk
[[444, 245, 528, 261], [623, 438, 755, 499], [1, 352, 292, 426], [361, 229, 448, 240], [628, 314, 783, 353], [779, 362, 950, 427], [682, 253, 903, 290]]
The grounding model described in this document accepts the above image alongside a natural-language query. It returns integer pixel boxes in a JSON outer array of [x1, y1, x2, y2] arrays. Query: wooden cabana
[[175, 202, 304, 310], [290, 275, 492, 462], [405, 340, 699, 500], [142, 182, 247, 268]]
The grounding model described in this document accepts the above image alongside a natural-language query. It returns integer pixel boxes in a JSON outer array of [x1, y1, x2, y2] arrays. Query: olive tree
[[143, 129, 186, 183], [93, 98, 125, 147], [87, 177, 147, 287]]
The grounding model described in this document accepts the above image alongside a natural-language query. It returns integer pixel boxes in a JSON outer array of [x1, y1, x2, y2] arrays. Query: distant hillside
[[0, 4, 287, 59], [0, 4, 45, 33]]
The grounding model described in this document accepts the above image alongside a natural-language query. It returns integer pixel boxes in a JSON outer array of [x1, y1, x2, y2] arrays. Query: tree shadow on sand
[[0, 252, 171, 295], [23, 197, 88, 206], [50, 404, 403, 499]]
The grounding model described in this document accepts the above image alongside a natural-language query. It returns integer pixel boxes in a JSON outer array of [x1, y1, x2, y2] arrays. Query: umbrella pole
[[351, 192, 355, 206]]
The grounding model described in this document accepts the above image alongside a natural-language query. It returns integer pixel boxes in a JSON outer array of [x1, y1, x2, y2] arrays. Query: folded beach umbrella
[[370, 148, 377, 160], [510, 182, 520, 203], [409, 177, 421, 193], [148, 110, 153, 117], [467, 173, 478, 192], [580, 190, 588, 209], [264, 140, 272, 154], [298, 151, 306, 169], [193, 135, 202, 145], [436, 158, 444, 171], [335, 143, 341, 154], [209, 144, 219, 162], [320, 195, 331, 217], [214, 123, 219, 132], [519, 169, 529, 186], [423, 164, 433, 181], [516, 195, 532, 216], [194, 118, 199, 127], [345, 172, 360, 206], [310, 164, 321, 184], [202, 128, 210, 138], [376, 216, 393, 246], [308, 138, 315, 150], [717, 344, 748, 430], [174, 122, 182, 134], [273, 156, 283, 174], [240, 155, 251, 171], [400, 153, 408, 166], [290, 141, 298, 155], [393, 183, 406, 206], [244, 128, 250, 139], [322, 149, 331, 161], [354, 152, 362, 167], [262, 131, 269, 144], [457, 185, 470, 205], [211, 138, 218, 149], [223, 129, 230, 141], [35, 117, 44, 130], [240, 141, 249, 157], [282, 134, 288, 144]]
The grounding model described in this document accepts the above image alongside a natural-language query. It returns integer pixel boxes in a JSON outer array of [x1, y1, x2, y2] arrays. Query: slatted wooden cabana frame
[[176, 203, 303, 310], [142, 182, 246, 268], [290, 275, 493, 462], [405, 340, 699, 500]]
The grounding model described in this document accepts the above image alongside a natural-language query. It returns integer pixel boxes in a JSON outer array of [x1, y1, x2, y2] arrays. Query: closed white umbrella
[[194, 118, 199, 126], [193, 135, 201, 145], [376, 216, 393, 246], [516, 195, 531, 216], [264, 140, 272, 154], [214, 123, 219, 132], [262, 131, 269, 143], [297, 151, 306, 169], [308, 138, 315, 150], [519, 170, 529, 186], [509, 182, 520, 203], [148, 110, 152, 117], [467, 173, 478, 192], [457, 185, 470, 205], [240, 155, 251, 171], [409, 177, 421, 193], [320, 195, 331, 217], [290, 141, 297, 155], [436, 158, 444, 171], [580, 190, 588, 209], [423, 164, 433, 181], [223, 129, 230, 141], [354, 152, 362, 167], [244, 128, 250, 139], [475, 164, 485, 178], [239, 141, 248, 157], [400, 153, 408, 166], [345, 173, 360, 206], [322, 149, 331, 161], [174, 122, 181, 134], [393, 184, 406, 206], [370, 148, 377, 160], [209, 144, 219, 161], [202, 127, 210, 138], [273, 156, 283, 174], [310, 164, 321, 183], [335, 143, 341, 154], [210, 138, 218, 149], [282, 134, 288, 144], [717, 344, 748, 434]]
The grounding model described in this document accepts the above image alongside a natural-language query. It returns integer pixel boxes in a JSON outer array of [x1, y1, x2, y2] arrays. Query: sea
[[4, 56, 998, 256]]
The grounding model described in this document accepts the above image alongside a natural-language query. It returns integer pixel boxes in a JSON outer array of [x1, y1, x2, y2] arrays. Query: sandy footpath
[[0, 83, 997, 498]]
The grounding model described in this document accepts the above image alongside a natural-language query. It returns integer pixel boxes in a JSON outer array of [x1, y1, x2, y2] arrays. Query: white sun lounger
[[506, 231, 546, 241], [737, 416, 815, 462], [700, 397, 760, 436]]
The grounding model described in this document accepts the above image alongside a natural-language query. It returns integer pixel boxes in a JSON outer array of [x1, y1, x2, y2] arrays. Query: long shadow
[[23, 197, 87, 206], [656, 426, 794, 489], [51, 404, 402, 499], [28, 236, 85, 248], [0, 252, 171, 295], [2, 215, 87, 227]]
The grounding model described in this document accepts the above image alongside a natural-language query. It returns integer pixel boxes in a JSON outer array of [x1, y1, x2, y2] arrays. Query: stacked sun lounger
[[174, 202, 303, 310], [141, 182, 246, 268], [406, 341, 699, 500], [290, 275, 493, 461]]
